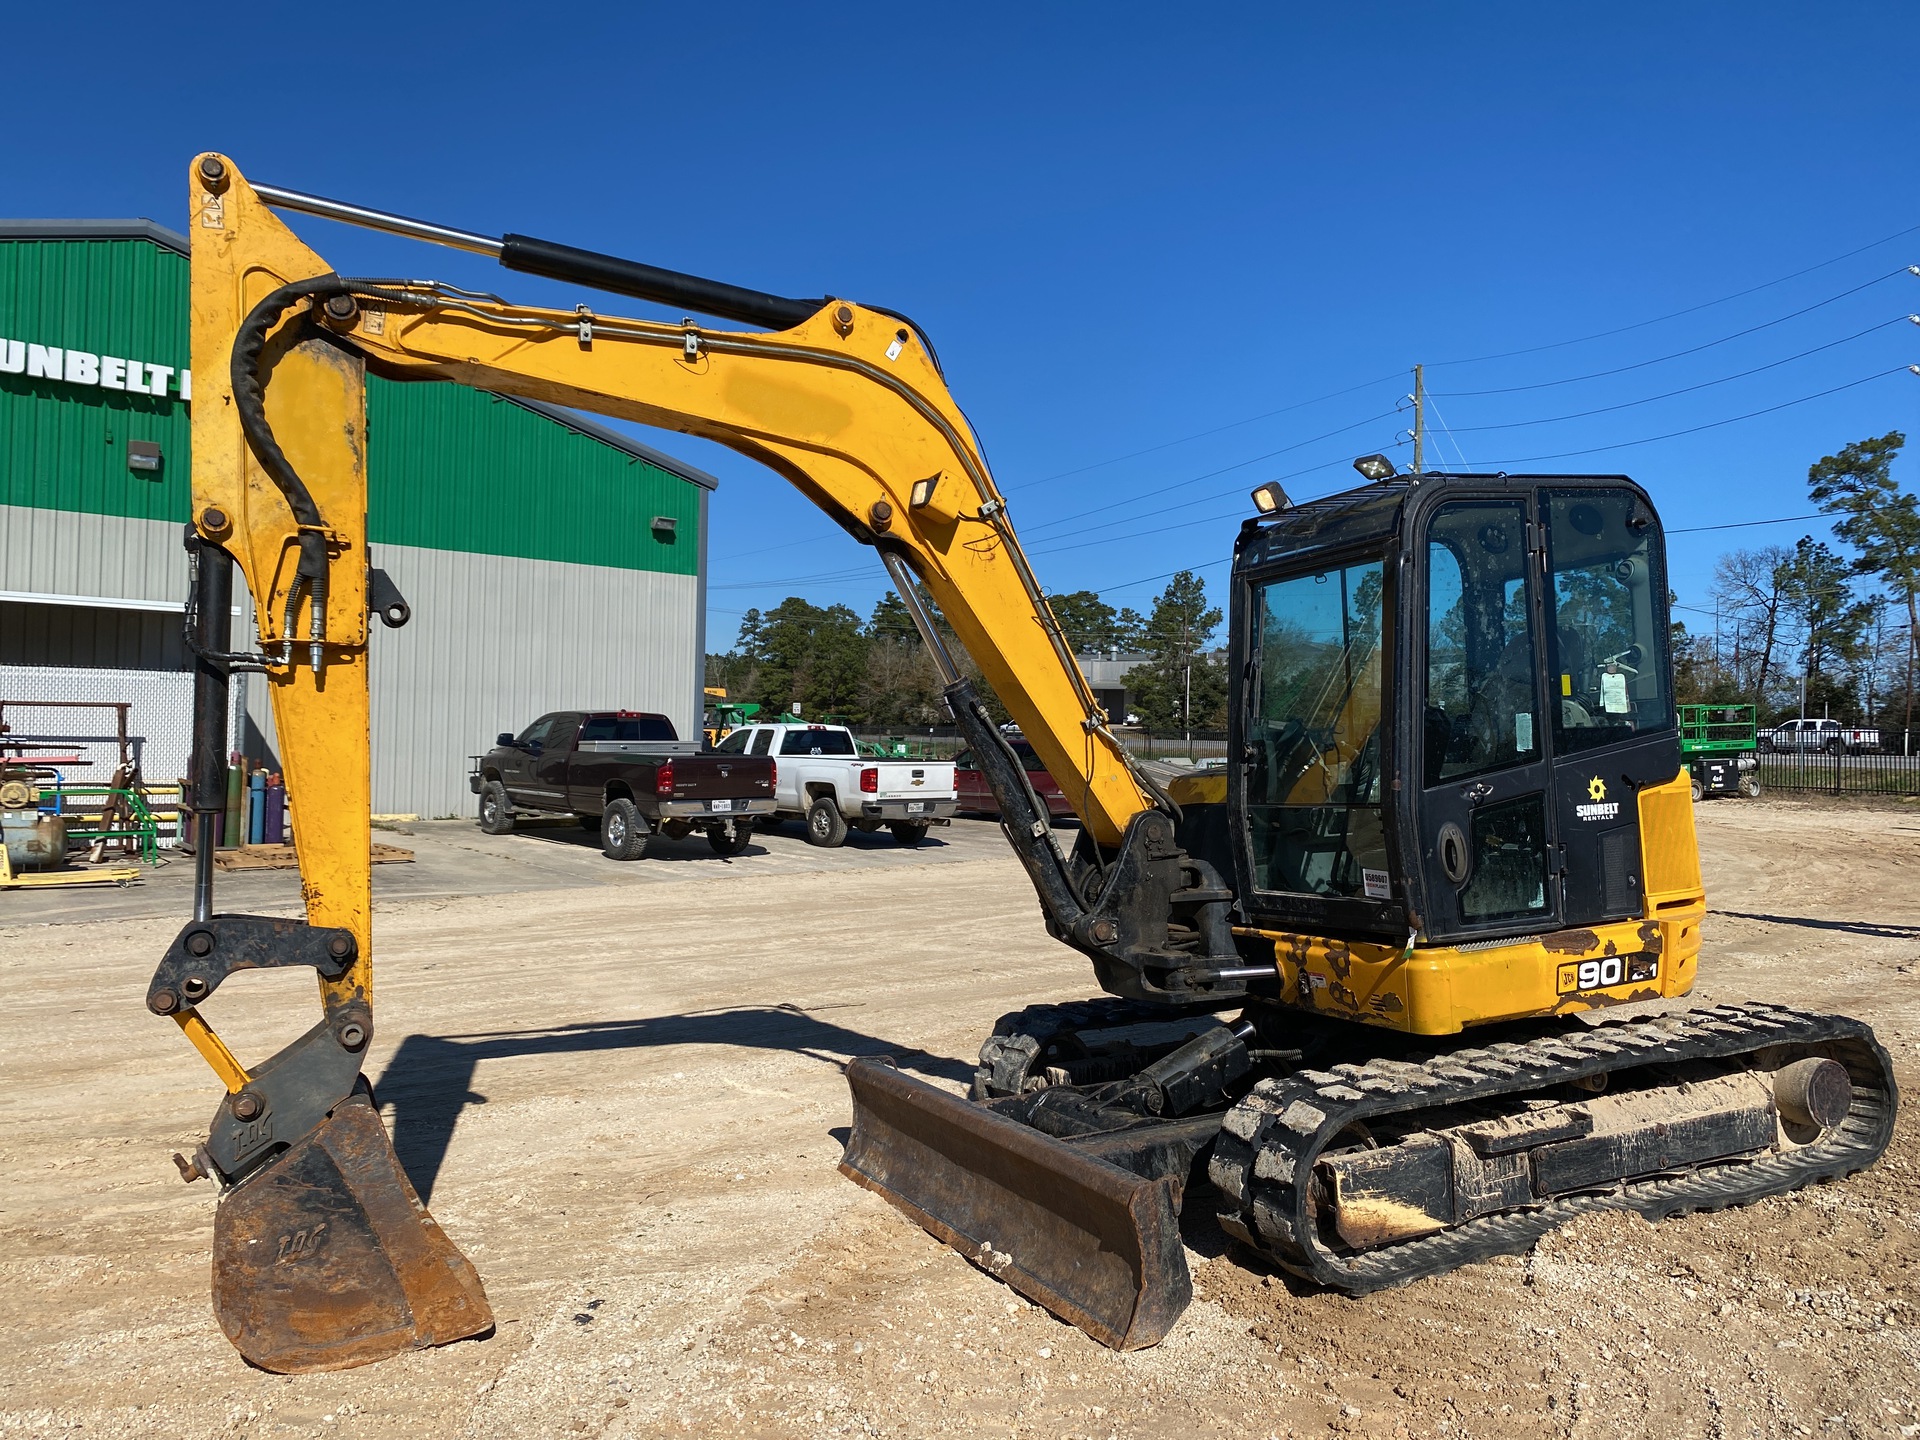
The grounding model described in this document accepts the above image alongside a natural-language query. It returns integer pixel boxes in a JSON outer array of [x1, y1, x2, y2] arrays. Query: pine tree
[[1122, 571, 1225, 735], [1808, 432, 1917, 744]]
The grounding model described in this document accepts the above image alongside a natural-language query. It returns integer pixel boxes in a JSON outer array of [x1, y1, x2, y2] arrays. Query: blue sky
[[9, 3, 1917, 648]]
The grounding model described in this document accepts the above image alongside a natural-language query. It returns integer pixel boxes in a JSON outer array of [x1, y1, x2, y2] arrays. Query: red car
[[953, 740, 1078, 820]]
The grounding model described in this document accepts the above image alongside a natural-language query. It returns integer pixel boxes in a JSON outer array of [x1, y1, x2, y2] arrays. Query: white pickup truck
[[713, 722, 957, 847], [1757, 717, 1882, 755]]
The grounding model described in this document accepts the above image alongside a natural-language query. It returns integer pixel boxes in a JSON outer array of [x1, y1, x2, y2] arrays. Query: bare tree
[[1710, 545, 1793, 709]]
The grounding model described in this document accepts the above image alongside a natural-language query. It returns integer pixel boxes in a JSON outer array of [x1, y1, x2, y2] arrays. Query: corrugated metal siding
[[366, 385, 699, 573], [0, 238, 193, 524], [245, 544, 700, 818], [0, 504, 187, 607], [0, 663, 195, 805], [2, 237, 706, 577], [0, 599, 189, 669]]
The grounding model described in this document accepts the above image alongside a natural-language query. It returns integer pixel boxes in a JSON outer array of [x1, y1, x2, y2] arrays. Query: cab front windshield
[[1245, 560, 1388, 899]]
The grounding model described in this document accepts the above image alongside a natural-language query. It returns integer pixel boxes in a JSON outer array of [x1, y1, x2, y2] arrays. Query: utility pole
[[1412, 364, 1425, 475]]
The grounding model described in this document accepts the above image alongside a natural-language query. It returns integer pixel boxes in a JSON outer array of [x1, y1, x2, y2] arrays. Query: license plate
[[907, 801, 925, 814], [709, 798, 734, 813]]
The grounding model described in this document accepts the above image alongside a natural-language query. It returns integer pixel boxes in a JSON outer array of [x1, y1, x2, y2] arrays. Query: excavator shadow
[[372, 1005, 974, 1202], [1714, 909, 1920, 940]]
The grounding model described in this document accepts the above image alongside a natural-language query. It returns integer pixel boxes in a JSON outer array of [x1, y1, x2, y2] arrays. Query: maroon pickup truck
[[470, 710, 775, 859]]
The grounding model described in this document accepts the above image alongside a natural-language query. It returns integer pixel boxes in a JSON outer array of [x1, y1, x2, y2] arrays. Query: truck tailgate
[[665, 756, 777, 799], [869, 761, 956, 800]]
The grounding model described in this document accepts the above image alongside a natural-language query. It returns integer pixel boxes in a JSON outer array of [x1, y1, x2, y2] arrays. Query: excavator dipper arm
[[163, 154, 1244, 1369]]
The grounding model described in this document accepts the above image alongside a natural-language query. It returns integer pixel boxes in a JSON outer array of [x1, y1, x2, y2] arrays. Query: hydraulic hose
[[229, 275, 412, 670]]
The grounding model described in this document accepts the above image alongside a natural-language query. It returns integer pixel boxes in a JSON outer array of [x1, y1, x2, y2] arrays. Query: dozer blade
[[211, 1093, 493, 1373], [840, 1057, 1190, 1350]]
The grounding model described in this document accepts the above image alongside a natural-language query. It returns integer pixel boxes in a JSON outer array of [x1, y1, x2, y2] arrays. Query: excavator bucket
[[840, 1058, 1191, 1350], [210, 1093, 493, 1373]]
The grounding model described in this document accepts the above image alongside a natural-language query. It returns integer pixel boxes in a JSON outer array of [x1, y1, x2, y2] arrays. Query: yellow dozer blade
[[840, 1057, 1191, 1350]]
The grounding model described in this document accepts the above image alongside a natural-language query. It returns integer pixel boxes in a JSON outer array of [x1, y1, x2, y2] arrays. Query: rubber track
[[972, 997, 1177, 1099], [1208, 1002, 1898, 1294]]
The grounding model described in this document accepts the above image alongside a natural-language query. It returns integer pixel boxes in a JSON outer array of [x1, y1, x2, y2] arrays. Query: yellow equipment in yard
[[159, 153, 1895, 1371], [0, 843, 140, 890]]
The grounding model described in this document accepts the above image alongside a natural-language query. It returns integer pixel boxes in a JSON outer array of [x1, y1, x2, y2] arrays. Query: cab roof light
[[1353, 454, 1397, 482], [1249, 481, 1292, 514], [909, 474, 940, 509]]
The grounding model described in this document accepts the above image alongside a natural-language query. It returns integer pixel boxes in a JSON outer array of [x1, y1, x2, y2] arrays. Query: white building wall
[[0, 504, 184, 609], [3, 504, 704, 822], [245, 542, 701, 819]]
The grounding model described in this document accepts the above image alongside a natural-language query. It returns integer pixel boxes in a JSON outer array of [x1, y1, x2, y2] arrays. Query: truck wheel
[[1825, 738, 1845, 757], [578, 813, 601, 833], [601, 798, 649, 861], [1690, 775, 1703, 803], [707, 820, 752, 856], [889, 820, 931, 846], [805, 796, 848, 848], [1757, 736, 1773, 754], [478, 780, 514, 835]]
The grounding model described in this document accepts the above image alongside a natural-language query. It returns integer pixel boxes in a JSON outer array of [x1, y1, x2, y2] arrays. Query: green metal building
[[1, 219, 715, 820]]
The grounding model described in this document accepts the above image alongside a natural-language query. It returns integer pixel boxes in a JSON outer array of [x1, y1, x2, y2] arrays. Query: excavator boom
[[168, 154, 1245, 1369]]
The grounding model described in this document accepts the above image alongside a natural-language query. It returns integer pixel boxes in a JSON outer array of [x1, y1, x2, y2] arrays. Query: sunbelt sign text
[[0, 338, 190, 402]]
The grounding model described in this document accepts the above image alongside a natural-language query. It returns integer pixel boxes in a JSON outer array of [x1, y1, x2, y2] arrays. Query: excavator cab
[[1221, 474, 1680, 953]]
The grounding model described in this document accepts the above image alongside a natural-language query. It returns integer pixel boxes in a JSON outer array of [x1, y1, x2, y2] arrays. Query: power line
[[1008, 223, 1920, 495], [1428, 224, 1920, 367], [1439, 367, 1912, 468], [1430, 268, 1913, 397], [1006, 372, 1404, 490], [1017, 406, 1400, 537], [1668, 513, 1827, 535], [1446, 317, 1912, 432]]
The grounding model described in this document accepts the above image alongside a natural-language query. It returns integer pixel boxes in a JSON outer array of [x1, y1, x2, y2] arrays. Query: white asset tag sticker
[[1601, 670, 1630, 713], [1362, 868, 1391, 900], [1515, 711, 1534, 752]]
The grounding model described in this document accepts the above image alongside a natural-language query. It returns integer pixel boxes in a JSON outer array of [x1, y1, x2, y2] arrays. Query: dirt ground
[[2, 800, 1917, 1439]]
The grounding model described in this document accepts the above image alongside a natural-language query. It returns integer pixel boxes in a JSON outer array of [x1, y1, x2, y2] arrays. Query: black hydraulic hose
[[229, 274, 414, 664]]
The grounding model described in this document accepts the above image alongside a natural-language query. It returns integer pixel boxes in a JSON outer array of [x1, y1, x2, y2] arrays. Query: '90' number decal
[[1556, 953, 1659, 995]]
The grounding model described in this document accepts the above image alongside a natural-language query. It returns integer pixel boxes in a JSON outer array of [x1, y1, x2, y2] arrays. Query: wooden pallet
[[213, 843, 415, 871]]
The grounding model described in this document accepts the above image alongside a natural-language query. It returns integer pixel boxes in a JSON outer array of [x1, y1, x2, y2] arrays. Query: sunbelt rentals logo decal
[[1575, 775, 1619, 822]]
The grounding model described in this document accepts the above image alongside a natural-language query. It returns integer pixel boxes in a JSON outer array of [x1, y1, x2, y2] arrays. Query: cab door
[[1540, 489, 1678, 929], [1416, 497, 1562, 941], [537, 718, 579, 817], [500, 715, 553, 806]]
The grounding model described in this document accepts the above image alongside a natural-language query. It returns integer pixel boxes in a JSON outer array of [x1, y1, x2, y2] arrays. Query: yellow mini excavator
[[157, 154, 1896, 1372]]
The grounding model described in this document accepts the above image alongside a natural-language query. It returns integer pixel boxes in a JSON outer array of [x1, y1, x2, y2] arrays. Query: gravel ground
[[1, 800, 1915, 1439]]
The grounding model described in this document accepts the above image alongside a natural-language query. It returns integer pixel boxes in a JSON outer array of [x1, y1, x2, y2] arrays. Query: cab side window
[[516, 716, 555, 753], [1425, 502, 1538, 782], [715, 729, 752, 754], [1545, 490, 1671, 755], [749, 729, 774, 756]]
